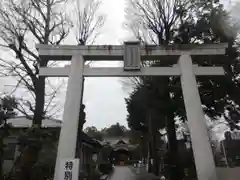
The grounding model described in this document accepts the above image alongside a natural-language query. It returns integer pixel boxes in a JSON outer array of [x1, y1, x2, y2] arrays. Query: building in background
[[102, 137, 138, 165], [1, 116, 102, 175], [219, 131, 240, 167]]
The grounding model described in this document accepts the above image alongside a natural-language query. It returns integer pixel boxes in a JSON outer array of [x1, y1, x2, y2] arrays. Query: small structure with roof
[[1, 116, 102, 175], [102, 137, 138, 165]]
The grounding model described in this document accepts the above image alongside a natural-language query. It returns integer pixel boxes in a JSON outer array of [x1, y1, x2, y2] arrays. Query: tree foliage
[[0, 95, 18, 178], [126, 78, 173, 131], [0, 96, 18, 123], [125, 0, 240, 142], [84, 126, 103, 141], [84, 123, 128, 140], [102, 123, 127, 137]]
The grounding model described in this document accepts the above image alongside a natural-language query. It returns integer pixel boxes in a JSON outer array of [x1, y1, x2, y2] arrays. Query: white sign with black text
[[59, 159, 79, 180]]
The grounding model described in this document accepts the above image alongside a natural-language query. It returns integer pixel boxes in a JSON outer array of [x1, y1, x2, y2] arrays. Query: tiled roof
[[5, 116, 102, 148], [6, 116, 62, 128], [102, 137, 130, 145]]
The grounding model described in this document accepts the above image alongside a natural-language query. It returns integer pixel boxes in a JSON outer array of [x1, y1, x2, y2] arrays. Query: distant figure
[[224, 131, 232, 140], [79, 104, 86, 130]]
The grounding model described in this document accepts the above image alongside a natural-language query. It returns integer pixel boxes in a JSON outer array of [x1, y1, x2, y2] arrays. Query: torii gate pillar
[[54, 54, 84, 180], [179, 55, 217, 180]]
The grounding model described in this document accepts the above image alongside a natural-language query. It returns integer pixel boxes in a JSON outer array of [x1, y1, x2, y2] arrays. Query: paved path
[[109, 166, 135, 180]]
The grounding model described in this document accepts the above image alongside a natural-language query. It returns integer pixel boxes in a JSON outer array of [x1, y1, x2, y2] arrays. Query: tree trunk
[[147, 112, 153, 173], [17, 78, 45, 180], [0, 123, 10, 178], [166, 114, 184, 180], [147, 112, 160, 175], [143, 135, 147, 164], [152, 131, 159, 176], [33, 76, 45, 126], [18, 91, 44, 179], [141, 135, 147, 164], [147, 141, 152, 173], [12, 143, 41, 180], [0, 135, 3, 178], [33, 59, 48, 126]]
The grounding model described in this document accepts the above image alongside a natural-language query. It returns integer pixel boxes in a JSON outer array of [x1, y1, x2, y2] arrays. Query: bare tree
[[74, 0, 105, 45], [70, 0, 106, 159], [69, 0, 106, 134], [0, 0, 71, 126], [122, 0, 191, 92], [125, 0, 193, 45]]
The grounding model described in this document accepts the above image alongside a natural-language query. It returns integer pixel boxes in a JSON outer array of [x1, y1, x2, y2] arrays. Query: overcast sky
[[0, 0, 240, 132], [63, 0, 240, 132], [69, 0, 131, 129]]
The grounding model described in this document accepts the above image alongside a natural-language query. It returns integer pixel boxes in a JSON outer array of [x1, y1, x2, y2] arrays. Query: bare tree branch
[[123, 0, 188, 89], [43, 78, 65, 114], [75, 0, 105, 45], [126, 0, 192, 45], [0, 0, 71, 125], [0, 58, 35, 93], [16, 100, 32, 120]]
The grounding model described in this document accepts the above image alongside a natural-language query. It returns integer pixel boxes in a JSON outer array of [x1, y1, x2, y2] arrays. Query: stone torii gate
[[37, 42, 227, 180]]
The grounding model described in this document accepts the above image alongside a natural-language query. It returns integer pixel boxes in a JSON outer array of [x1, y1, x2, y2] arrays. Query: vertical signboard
[[124, 41, 141, 71], [59, 159, 80, 180]]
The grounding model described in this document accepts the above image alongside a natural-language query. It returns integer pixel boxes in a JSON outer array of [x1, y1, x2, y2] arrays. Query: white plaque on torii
[[37, 42, 227, 180]]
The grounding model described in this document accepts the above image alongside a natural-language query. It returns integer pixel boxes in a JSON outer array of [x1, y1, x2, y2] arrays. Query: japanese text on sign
[[59, 159, 79, 180], [64, 161, 73, 180]]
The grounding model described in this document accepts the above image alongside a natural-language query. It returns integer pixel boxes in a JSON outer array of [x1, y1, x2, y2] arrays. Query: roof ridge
[[9, 116, 62, 122]]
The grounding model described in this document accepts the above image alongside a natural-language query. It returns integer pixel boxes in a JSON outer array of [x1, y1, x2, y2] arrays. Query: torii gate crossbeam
[[37, 42, 228, 180]]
